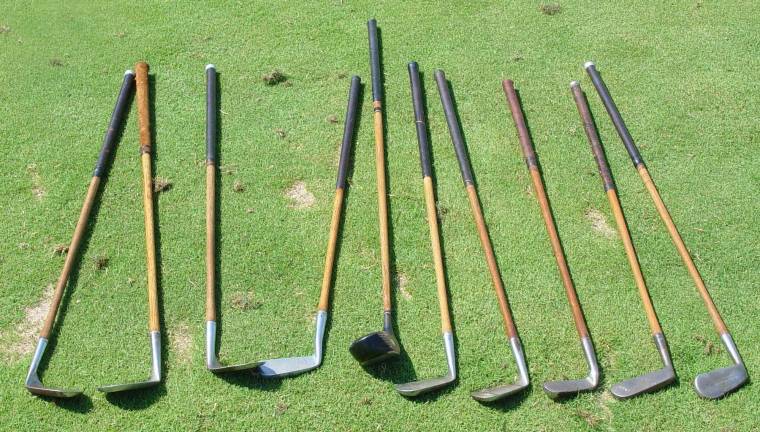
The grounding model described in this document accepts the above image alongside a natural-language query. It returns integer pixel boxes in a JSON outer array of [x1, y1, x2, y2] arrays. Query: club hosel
[[94, 70, 135, 177]]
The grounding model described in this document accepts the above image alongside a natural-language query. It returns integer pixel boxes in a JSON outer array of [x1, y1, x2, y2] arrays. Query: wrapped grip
[[434, 69, 474, 185], [336, 76, 361, 189], [408, 62, 432, 178], [205, 65, 218, 163], [367, 19, 382, 103], [94, 71, 135, 177], [502, 80, 538, 169], [571, 81, 616, 191]]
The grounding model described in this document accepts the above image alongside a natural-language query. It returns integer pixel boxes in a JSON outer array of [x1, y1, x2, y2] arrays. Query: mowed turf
[[1, 1, 758, 430]]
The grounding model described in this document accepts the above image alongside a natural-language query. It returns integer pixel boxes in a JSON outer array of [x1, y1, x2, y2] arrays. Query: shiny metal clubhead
[[543, 336, 600, 399], [471, 336, 530, 402], [693, 333, 748, 399], [205, 321, 263, 373], [610, 332, 675, 399], [97, 331, 162, 393], [395, 332, 456, 397], [256, 310, 327, 378], [25, 338, 83, 398], [349, 312, 400, 366]]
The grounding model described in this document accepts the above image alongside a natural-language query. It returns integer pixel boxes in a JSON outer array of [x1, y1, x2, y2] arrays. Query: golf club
[[98, 62, 161, 393], [255, 76, 361, 377], [204, 64, 263, 373], [434, 70, 529, 402], [349, 18, 401, 366], [503, 80, 600, 399], [394, 62, 456, 397], [25, 70, 135, 398], [571, 79, 675, 399], [584, 62, 748, 399]]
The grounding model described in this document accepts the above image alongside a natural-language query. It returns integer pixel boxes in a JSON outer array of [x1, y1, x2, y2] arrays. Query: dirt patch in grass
[[695, 334, 722, 356], [275, 128, 287, 139], [274, 401, 288, 416], [230, 292, 262, 311], [27, 164, 46, 200], [585, 208, 617, 239], [396, 272, 412, 300], [284, 181, 315, 209], [0, 284, 54, 362], [93, 254, 109, 270], [232, 179, 245, 193], [49, 58, 64, 67], [326, 114, 339, 124], [539, 3, 562, 15], [262, 69, 287, 86], [52, 244, 69, 256], [168, 322, 192, 365], [153, 177, 172, 193], [0, 25, 11, 34]]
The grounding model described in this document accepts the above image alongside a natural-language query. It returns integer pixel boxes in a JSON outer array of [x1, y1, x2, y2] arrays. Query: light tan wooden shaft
[[373, 101, 391, 312], [318, 188, 345, 311], [423, 177, 452, 332]]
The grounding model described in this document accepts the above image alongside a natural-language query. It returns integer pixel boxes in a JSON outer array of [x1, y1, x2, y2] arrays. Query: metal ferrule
[[653, 332, 674, 369], [382, 311, 393, 334], [721, 333, 744, 365], [149, 331, 162, 381], [510, 336, 530, 385], [443, 331, 456, 377], [581, 336, 600, 383], [206, 320, 217, 367], [26, 338, 48, 382], [314, 310, 328, 364]]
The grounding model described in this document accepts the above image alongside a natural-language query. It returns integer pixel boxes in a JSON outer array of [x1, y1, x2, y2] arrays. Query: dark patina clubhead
[[349, 312, 400, 366], [610, 333, 675, 399], [25, 339, 83, 398], [97, 331, 161, 394], [693, 333, 748, 399], [543, 336, 600, 399]]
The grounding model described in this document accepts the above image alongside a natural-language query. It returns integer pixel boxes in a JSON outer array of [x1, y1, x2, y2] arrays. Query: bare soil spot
[[27, 164, 46, 199], [539, 3, 562, 15], [262, 69, 287, 85], [585, 208, 617, 239], [576, 409, 602, 427], [284, 181, 315, 210], [93, 254, 109, 270], [436, 203, 449, 221], [0, 25, 10, 34], [230, 291, 262, 311], [0, 284, 54, 362], [52, 244, 69, 256], [695, 335, 722, 356], [396, 273, 412, 300], [275, 128, 287, 139], [49, 58, 64, 67], [168, 322, 192, 365], [326, 114, 339, 124], [245, 207, 255, 214], [274, 401, 288, 415], [153, 177, 172, 193], [232, 179, 245, 193]]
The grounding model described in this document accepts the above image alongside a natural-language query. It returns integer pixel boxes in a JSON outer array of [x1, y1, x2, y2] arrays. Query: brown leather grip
[[135, 62, 151, 154], [502, 80, 537, 169], [571, 82, 615, 191]]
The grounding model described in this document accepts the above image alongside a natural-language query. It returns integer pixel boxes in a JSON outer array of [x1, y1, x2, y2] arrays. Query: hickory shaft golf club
[[503, 80, 600, 399], [584, 62, 747, 399], [571, 80, 675, 399], [395, 62, 456, 397], [255, 76, 361, 377], [434, 70, 529, 402]]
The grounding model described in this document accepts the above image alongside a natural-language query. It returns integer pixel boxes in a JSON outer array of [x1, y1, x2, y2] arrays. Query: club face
[[98, 331, 162, 394], [395, 332, 456, 397], [256, 310, 327, 378], [543, 336, 600, 399], [97, 379, 160, 394], [206, 321, 263, 373], [349, 331, 400, 366], [610, 333, 675, 400], [471, 336, 529, 402], [693, 332, 748, 399]]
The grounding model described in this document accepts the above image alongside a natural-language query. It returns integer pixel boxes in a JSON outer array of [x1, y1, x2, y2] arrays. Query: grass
[[1, 1, 758, 430]]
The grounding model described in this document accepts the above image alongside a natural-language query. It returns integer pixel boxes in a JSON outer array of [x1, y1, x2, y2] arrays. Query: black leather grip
[[206, 65, 218, 163], [94, 71, 135, 177], [367, 19, 382, 102], [434, 69, 474, 185], [408, 62, 432, 178], [336, 76, 361, 189], [585, 63, 644, 167], [571, 81, 616, 191]]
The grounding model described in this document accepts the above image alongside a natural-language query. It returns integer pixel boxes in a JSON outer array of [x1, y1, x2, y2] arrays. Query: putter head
[[256, 310, 327, 378], [543, 336, 600, 399], [471, 336, 530, 402], [25, 338, 83, 398], [610, 332, 676, 399], [97, 331, 162, 393], [395, 332, 456, 397], [349, 312, 401, 366], [693, 333, 748, 399], [205, 321, 263, 373]]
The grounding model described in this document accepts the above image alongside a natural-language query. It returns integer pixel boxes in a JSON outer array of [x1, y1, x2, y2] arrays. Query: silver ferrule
[[382, 311, 393, 334], [149, 331, 162, 381], [720, 333, 744, 365], [206, 320, 217, 368], [443, 331, 456, 377], [509, 337, 530, 385], [26, 338, 48, 382], [584, 61, 595, 69], [653, 332, 674, 369], [581, 336, 600, 383], [314, 311, 328, 364]]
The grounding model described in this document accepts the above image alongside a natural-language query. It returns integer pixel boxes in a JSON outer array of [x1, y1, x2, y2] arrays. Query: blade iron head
[[205, 321, 263, 373], [98, 331, 162, 394], [543, 336, 600, 399], [471, 336, 530, 402], [395, 332, 456, 397], [610, 333, 675, 400], [693, 333, 748, 399], [256, 311, 327, 378], [25, 338, 83, 398]]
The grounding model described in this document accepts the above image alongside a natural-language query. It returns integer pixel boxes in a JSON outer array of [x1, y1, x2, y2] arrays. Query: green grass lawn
[[1, 1, 758, 430]]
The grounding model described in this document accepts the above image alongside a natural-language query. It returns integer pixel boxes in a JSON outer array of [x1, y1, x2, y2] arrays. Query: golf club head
[[471, 336, 530, 402], [205, 321, 263, 373], [256, 310, 327, 378], [543, 336, 600, 399], [395, 332, 456, 397], [610, 332, 675, 399], [25, 338, 83, 398], [349, 312, 400, 366], [693, 333, 748, 399], [97, 331, 161, 393]]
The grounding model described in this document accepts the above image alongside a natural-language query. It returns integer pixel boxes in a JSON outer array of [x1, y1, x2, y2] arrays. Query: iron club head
[[471, 336, 530, 402], [255, 310, 327, 378], [693, 333, 748, 399], [97, 331, 161, 393], [205, 321, 263, 373], [349, 312, 400, 366], [25, 338, 83, 398], [543, 336, 600, 399], [395, 331, 456, 397], [610, 332, 676, 399]]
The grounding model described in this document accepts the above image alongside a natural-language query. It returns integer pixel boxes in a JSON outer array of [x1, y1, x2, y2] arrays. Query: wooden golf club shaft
[[571, 81, 662, 335], [205, 65, 218, 321], [503, 80, 589, 339], [585, 63, 728, 335], [367, 19, 392, 314], [40, 71, 135, 338], [135, 62, 160, 333], [434, 70, 517, 338], [318, 76, 361, 311], [409, 62, 451, 333]]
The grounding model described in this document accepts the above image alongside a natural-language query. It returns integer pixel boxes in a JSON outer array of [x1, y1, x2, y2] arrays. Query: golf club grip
[[336, 76, 361, 189], [408, 62, 432, 178], [135, 62, 151, 154], [94, 71, 135, 177], [435, 70, 474, 185], [571, 82, 615, 191], [502, 80, 538, 169], [206, 65, 218, 163], [585, 63, 644, 167], [367, 19, 381, 102]]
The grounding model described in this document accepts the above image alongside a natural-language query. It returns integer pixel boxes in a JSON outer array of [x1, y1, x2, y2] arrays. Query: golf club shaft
[[503, 80, 589, 339], [571, 81, 662, 335], [135, 62, 160, 332], [205, 65, 218, 321], [368, 19, 392, 314], [409, 62, 452, 333], [434, 69, 517, 338], [40, 71, 135, 339], [318, 76, 360, 311], [585, 64, 728, 335]]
